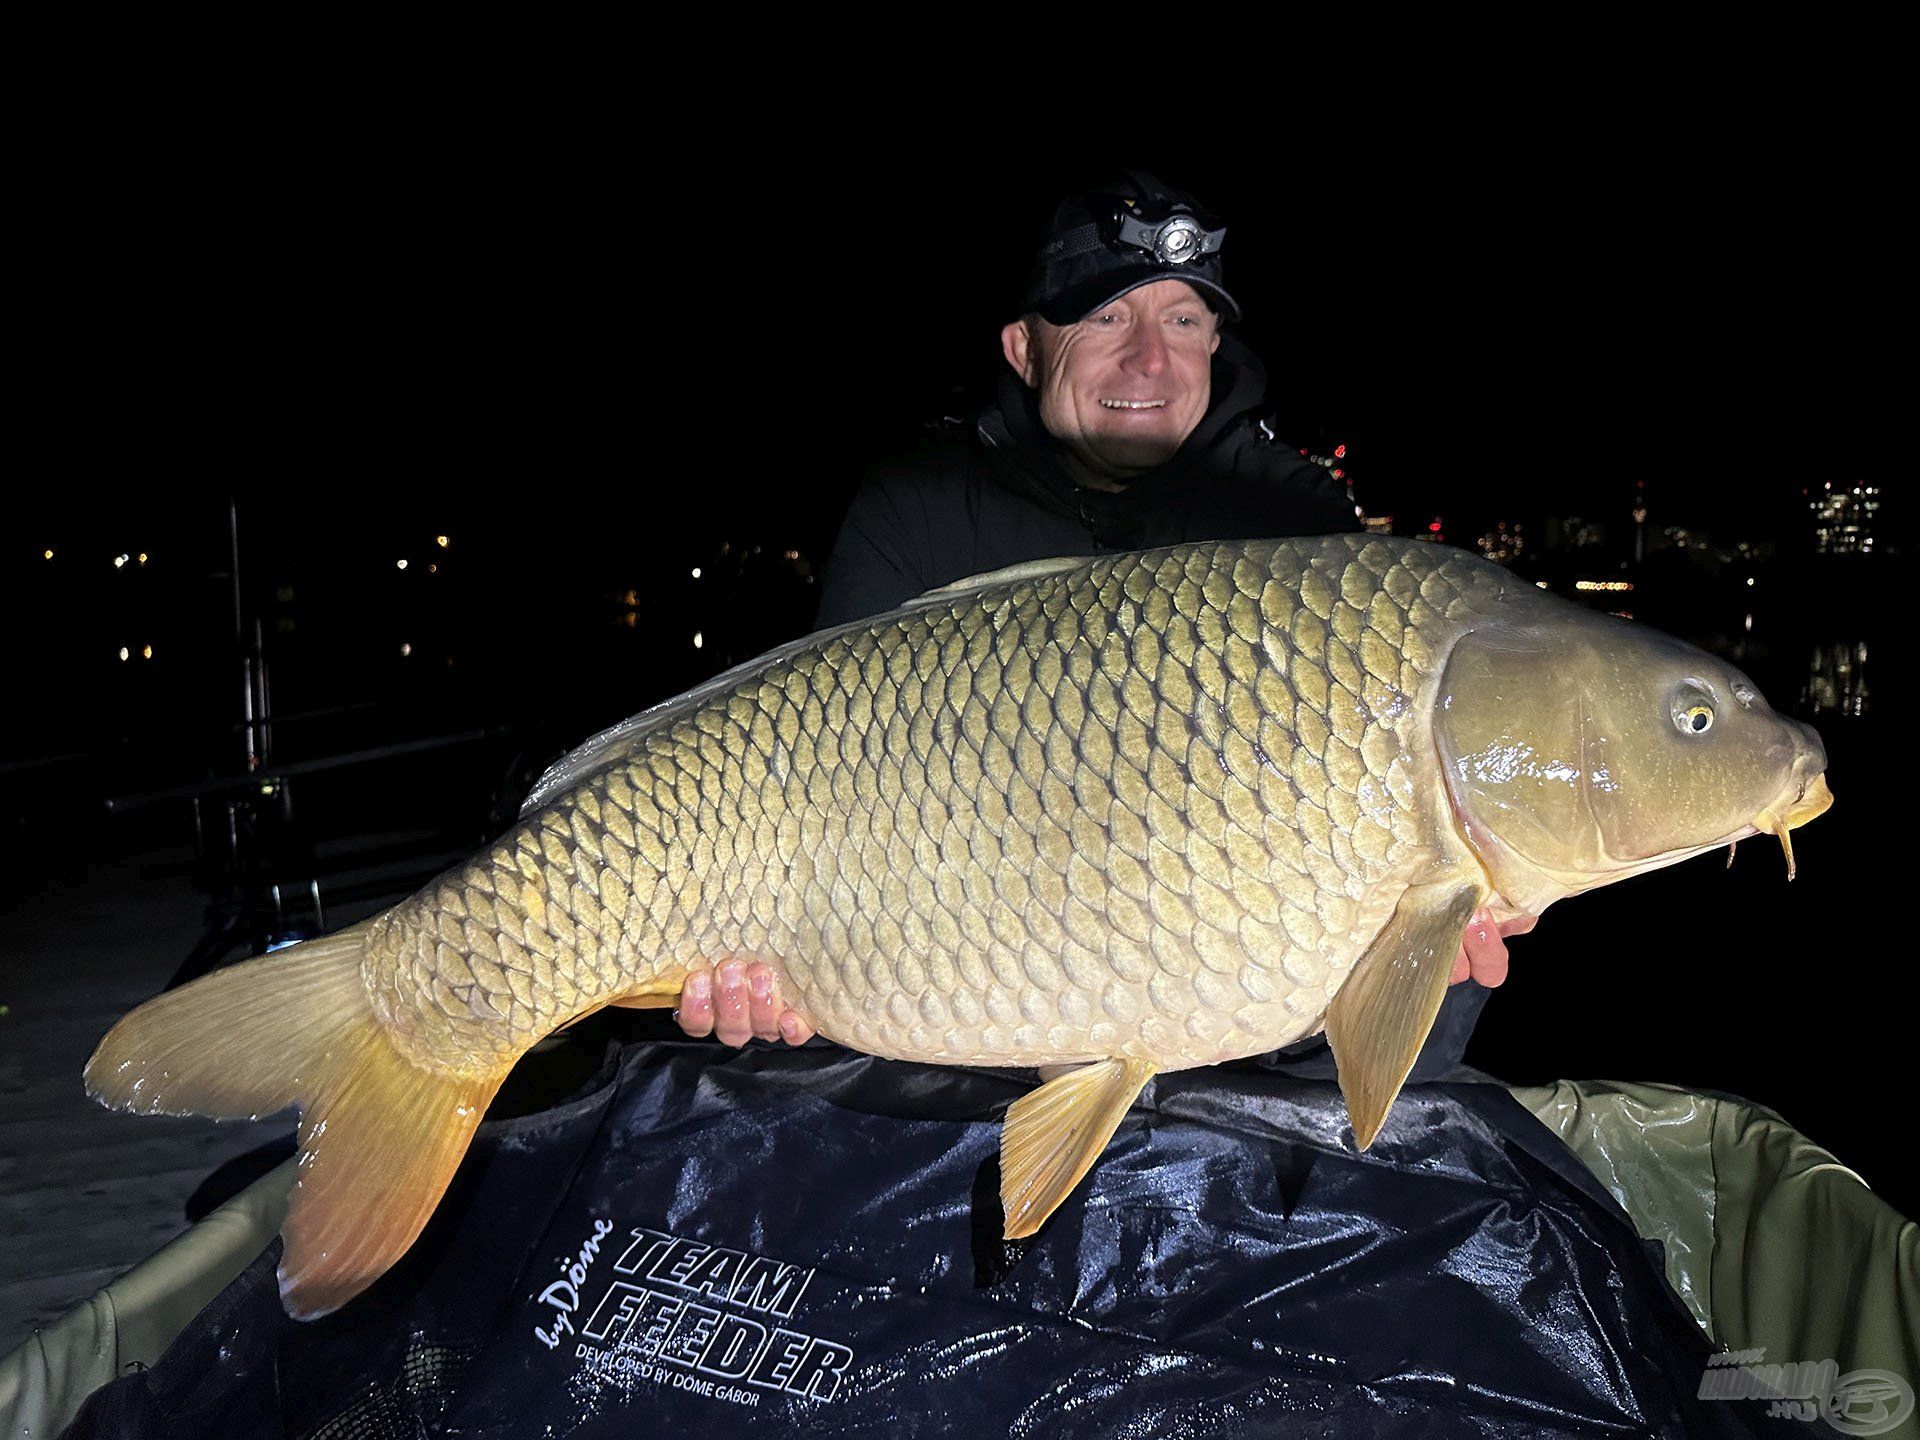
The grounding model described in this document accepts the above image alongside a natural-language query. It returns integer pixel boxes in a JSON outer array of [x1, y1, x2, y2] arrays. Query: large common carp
[[86, 536, 1831, 1318]]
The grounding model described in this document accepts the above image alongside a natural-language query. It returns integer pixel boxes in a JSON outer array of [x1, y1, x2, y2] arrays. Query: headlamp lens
[[1155, 217, 1201, 264]]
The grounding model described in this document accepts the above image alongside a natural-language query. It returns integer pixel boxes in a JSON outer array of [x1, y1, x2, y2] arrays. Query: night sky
[[19, 74, 1902, 547]]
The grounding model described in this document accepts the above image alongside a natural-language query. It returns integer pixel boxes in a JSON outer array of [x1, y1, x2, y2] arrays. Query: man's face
[[1001, 279, 1221, 484]]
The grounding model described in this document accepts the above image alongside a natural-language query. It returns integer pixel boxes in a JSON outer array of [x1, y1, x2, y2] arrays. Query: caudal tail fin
[[84, 924, 508, 1318]]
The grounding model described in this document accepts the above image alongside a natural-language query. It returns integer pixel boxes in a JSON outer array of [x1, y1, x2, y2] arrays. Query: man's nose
[[1119, 321, 1169, 375]]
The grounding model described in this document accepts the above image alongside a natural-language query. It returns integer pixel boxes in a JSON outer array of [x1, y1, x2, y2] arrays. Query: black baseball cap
[[1019, 171, 1240, 325]]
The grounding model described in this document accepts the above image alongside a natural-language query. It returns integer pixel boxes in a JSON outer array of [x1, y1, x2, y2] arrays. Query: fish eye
[[1672, 683, 1717, 735]]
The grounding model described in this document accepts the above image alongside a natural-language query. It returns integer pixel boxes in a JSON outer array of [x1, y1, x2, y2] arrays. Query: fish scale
[[359, 537, 1481, 1075], [88, 532, 1831, 1317]]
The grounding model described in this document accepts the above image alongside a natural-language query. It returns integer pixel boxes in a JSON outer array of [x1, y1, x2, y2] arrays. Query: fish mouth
[[1749, 772, 1834, 882]]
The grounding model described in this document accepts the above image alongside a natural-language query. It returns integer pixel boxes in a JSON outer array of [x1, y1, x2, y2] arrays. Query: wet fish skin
[[368, 537, 1499, 1074], [85, 534, 1829, 1316]]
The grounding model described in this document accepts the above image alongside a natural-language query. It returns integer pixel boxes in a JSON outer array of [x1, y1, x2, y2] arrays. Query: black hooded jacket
[[816, 334, 1359, 627]]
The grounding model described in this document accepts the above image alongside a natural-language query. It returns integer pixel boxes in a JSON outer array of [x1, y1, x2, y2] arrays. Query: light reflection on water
[[1801, 640, 1870, 718]]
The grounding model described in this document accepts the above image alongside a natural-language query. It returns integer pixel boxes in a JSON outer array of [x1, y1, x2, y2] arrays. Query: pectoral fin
[[1000, 1057, 1155, 1238], [1327, 880, 1481, 1150]]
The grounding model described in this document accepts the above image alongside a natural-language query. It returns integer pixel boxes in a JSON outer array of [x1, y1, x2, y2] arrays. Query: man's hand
[[675, 961, 815, 1047], [1450, 911, 1537, 987]]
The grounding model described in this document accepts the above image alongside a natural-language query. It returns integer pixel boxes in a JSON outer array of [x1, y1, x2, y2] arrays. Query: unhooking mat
[[29, 1040, 1909, 1438]]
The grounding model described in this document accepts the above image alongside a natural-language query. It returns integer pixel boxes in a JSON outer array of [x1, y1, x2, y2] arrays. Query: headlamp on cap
[[1106, 196, 1226, 267], [1019, 173, 1242, 325]]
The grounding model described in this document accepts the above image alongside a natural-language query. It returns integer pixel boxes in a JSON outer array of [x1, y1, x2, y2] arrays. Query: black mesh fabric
[[63, 1041, 1807, 1438]]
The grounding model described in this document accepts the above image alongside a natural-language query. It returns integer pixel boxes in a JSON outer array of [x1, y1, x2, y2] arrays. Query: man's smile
[[1099, 398, 1167, 410]]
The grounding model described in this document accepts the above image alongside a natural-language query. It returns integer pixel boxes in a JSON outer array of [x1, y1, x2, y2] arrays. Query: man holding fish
[[676, 171, 1526, 1051]]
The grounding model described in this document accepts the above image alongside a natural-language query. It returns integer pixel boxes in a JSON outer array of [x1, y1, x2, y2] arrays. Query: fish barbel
[[85, 536, 1832, 1317]]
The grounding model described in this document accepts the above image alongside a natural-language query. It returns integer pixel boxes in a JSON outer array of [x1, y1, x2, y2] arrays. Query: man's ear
[[1000, 316, 1042, 388]]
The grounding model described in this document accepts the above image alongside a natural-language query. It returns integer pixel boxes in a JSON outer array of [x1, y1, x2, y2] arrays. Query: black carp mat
[[65, 1039, 1803, 1438]]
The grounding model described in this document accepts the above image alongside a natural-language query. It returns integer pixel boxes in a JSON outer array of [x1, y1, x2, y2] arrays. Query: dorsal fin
[[519, 553, 1096, 816], [915, 554, 1089, 599]]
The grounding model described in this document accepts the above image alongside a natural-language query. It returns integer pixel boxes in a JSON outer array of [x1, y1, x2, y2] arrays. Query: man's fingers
[[746, 963, 785, 1042], [709, 962, 751, 1046], [1468, 941, 1511, 988], [676, 966, 715, 1037], [679, 957, 814, 1047], [778, 1012, 816, 1045], [1459, 909, 1513, 989]]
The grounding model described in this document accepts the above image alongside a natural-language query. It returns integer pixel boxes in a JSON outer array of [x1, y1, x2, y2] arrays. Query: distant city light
[[435, 535, 450, 548], [1744, 614, 1754, 632], [427, 563, 438, 574], [43, 549, 53, 560], [1575, 580, 1635, 593], [1809, 481, 1877, 555], [401, 643, 412, 657], [1746, 576, 1756, 587], [113, 554, 129, 569], [693, 632, 704, 650], [784, 550, 800, 560], [1535, 580, 1551, 589], [691, 567, 702, 579], [142, 644, 152, 660], [397, 559, 409, 570], [1333, 444, 1347, 459], [1476, 521, 1526, 564], [137, 553, 149, 566], [118, 647, 129, 661]]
